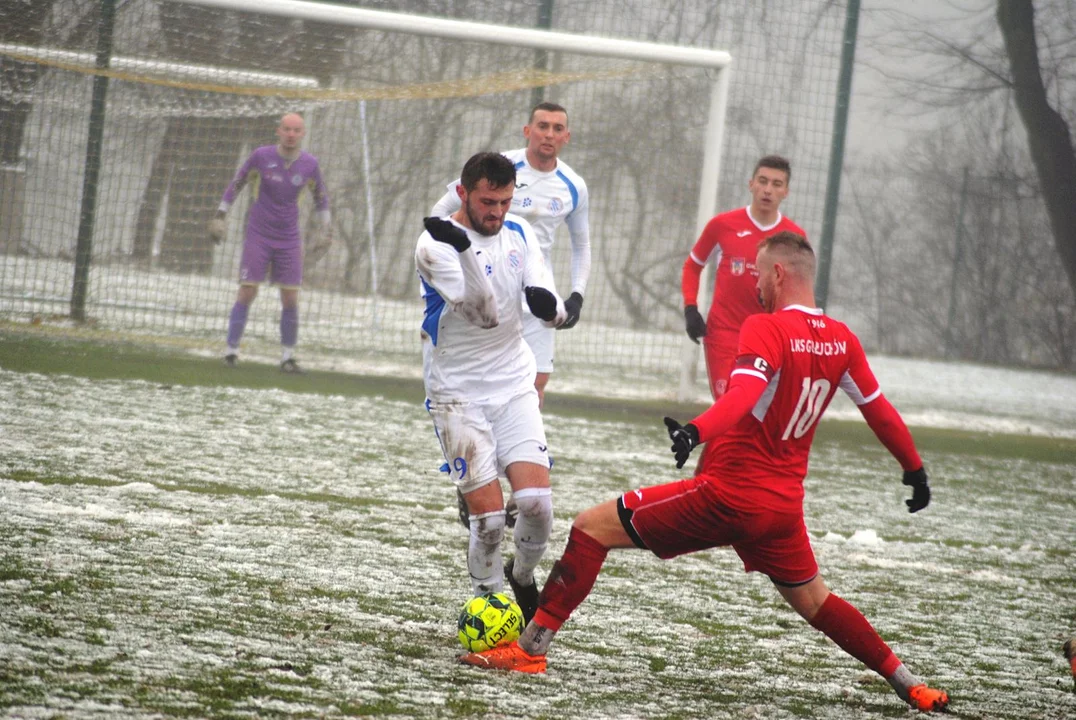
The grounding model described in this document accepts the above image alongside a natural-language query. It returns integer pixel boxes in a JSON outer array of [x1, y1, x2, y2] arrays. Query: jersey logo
[[521, 197, 532, 208], [736, 229, 752, 237], [731, 257, 746, 276], [507, 249, 522, 271], [485, 264, 493, 276], [516, 182, 529, 189], [291, 174, 304, 186], [548, 198, 563, 214]]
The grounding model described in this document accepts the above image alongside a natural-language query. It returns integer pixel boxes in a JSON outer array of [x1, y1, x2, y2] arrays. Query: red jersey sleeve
[[836, 332, 881, 404], [840, 334, 922, 471], [682, 255, 703, 307], [735, 313, 785, 372], [681, 215, 724, 306], [690, 315, 779, 443]]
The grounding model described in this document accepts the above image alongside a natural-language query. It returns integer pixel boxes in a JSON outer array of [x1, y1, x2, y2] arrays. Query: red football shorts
[[702, 328, 739, 399], [619, 476, 818, 586]]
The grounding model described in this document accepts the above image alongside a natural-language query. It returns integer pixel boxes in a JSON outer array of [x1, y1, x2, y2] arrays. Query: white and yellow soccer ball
[[457, 592, 524, 652]]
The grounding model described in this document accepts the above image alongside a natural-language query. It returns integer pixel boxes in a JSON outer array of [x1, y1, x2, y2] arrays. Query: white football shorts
[[522, 312, 555, 373], [428, 387, 550, 494]]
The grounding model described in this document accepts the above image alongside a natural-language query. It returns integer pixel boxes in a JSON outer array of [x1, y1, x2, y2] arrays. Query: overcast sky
[[846, 0, 992, 154]]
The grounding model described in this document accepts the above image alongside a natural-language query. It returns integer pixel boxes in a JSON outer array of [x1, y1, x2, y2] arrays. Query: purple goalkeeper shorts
[[239, 234, 303, 288]]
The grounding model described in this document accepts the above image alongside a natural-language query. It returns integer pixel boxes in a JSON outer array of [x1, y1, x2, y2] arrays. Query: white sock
[[281, 346, 295, 362], [510, 488, 552, 586], [886, 663, 922, 703], [468, 510, 506, 595]]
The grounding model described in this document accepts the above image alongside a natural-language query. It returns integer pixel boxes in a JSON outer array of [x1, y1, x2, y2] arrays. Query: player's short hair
[[758, 231, 814, 279], [459, 152, 517, 192], [754, 154, 791, 180], [529, 101, 568, 125]]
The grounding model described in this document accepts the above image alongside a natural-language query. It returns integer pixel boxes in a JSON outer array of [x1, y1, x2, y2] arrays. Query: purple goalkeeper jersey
[[219, 145, 329, 245]]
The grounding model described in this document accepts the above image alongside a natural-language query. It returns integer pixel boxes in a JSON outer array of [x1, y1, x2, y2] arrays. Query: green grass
[[3, 324, 1073, 463]]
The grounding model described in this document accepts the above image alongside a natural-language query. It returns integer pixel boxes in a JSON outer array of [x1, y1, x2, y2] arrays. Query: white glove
[[208, 216, 226, 244], [307, 223, 332, 262]]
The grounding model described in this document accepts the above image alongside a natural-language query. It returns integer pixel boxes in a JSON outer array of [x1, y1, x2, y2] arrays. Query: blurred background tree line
[[1, 0, 1072, 370]]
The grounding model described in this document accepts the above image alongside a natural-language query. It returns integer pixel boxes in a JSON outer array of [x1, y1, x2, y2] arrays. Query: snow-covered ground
[[1, 369, 1073, 718]]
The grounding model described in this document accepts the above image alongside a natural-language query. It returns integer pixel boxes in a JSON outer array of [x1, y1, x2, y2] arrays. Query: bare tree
[[996, 0, 1076, 300], [837, 101, 1074, 368]]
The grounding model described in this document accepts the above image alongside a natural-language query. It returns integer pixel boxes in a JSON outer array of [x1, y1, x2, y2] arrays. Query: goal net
[[0, 0, 846, 402]]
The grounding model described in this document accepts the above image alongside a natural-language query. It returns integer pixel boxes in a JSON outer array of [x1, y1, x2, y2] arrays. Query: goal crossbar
[[175, 0, 731, 69], [172, 0, 731, 402]]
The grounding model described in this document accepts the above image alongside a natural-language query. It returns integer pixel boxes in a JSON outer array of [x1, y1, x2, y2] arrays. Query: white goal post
[[181, 0, 732, 400]]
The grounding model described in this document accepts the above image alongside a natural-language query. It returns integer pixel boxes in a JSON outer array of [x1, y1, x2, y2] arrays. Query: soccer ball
[[457, 591, 524, 652]]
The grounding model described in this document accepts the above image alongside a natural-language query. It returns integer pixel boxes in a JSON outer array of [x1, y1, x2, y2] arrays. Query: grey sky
[[847, 0, 993, 154]]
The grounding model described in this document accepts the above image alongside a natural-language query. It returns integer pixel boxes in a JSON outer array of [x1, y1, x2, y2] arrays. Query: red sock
[[534, 526, 608, 631], [808, 593, 901, 678]]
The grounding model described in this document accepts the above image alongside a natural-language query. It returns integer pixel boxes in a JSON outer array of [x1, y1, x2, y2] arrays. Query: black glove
[[559, 292, 584, 330], [423, 216, 470, 253], [525, 286, 559, 322], [684, 305, 707, 343], [663, 416, 700, 469], [902, 467, 931, 513]]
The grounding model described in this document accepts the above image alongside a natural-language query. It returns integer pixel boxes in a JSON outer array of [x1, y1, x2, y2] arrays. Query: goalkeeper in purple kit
[[209, 112, 331, 373]]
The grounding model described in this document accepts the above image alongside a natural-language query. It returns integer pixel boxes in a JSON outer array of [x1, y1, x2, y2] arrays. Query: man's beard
[[465, 203, 502, 236]]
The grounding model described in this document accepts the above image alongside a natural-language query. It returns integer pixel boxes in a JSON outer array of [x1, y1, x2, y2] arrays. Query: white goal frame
[[176, 0, 732, 402]]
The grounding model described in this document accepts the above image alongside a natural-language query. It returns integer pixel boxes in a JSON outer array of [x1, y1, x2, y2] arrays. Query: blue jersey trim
[[556, 169, 579, 213], [504, 219, 527, 245], [419, 275, 445, 346], [513, 160, 526, 170]]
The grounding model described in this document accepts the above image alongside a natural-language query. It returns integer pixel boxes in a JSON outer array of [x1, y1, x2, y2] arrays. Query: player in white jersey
[[417, 152, 567, 623], [431, 102, 591, 409]]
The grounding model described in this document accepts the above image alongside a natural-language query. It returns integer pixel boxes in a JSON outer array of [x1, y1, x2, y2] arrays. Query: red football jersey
[[699, 305, 880, 513], [682, 207, 806, 333]]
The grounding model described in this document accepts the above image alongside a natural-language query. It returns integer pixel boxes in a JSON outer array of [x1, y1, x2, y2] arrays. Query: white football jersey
[[430, 148, 591, 296], [416, 214, 560, 404]]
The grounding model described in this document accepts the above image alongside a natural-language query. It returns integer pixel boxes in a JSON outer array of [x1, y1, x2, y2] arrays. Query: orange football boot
[[907, 684, 950, 712], [458, 641, 547, 674]]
